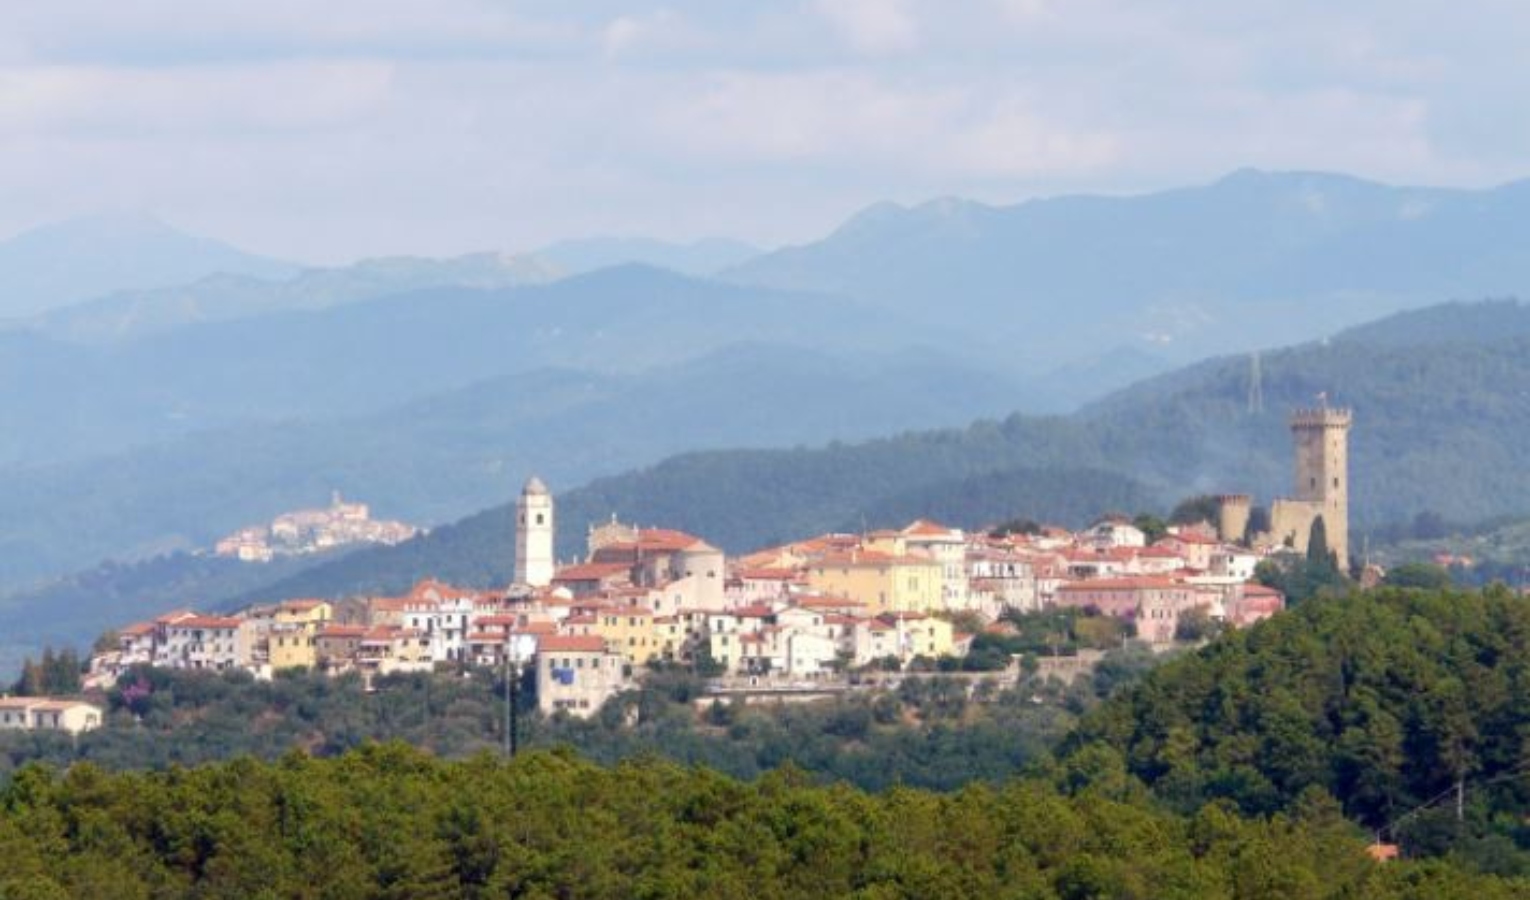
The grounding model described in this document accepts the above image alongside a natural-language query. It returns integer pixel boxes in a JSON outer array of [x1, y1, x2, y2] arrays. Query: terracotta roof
[[1162, 532, 1220, 546], [553, 562, 633, 581], [902, 518, 959, 538], [176, 616, 243, 629], [280, 599, 329, 611], [119, 622, 155, 636], [540, 635, 608, 653], [318, 625, 368, 639]]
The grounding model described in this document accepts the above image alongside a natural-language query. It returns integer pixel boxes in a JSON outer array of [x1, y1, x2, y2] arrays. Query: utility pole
[[503, 633, 535, 758], [511, 636, 517, 756]]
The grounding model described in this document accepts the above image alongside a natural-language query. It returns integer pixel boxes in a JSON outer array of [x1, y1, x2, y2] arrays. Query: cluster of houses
[[84, 478, 1285, 720]]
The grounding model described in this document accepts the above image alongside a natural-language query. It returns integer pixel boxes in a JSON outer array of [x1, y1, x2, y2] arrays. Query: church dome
[[522, 475, 550, 496]]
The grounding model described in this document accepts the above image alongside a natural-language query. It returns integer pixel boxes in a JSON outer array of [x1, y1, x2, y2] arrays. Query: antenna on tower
[[1246, 351, 1264, 414]]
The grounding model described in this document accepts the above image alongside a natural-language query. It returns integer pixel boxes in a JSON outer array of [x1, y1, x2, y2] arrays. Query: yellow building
[[594, 605, 660, 665], [806, 550, 943, 616], [886, 612, 954, 660], [262, 599, 333, 671]]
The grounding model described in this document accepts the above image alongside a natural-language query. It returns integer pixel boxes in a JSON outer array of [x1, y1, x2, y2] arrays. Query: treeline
[[2, 742, 1522, 899], [1067, 586, 1530, 872], [8, 647, 82, 696]]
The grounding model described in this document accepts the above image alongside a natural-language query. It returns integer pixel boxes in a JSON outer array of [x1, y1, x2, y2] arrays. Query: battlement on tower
[[1289, 408, 1352, 428]]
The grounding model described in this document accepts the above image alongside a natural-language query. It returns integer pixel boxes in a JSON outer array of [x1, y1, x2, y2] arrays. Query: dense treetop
[[1067, 586, 1530, 871], [2, 743, 1523, 899]]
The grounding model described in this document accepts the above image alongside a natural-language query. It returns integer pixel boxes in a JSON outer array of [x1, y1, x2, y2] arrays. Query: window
[[536, 514, 544, 525]]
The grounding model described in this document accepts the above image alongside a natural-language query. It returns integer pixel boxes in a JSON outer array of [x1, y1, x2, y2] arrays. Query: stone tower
[[1215, 494, 1252, 544], [1275, 406, 1351, 565], [516, 476, 555, 587]]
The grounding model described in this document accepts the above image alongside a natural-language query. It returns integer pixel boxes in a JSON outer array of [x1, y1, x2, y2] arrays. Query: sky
[[1, 1, 1527, 264]]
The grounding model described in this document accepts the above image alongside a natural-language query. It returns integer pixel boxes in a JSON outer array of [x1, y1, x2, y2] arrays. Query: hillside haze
[[727, 171, 1530, 367], [0, 213, 294, 318]]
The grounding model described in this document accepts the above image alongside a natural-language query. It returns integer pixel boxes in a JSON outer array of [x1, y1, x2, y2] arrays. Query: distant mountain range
[[0, 266, 930, 468], [30, 252, 560, 344], [0, 213, 294, 319], [537, 236, 760, 278], [726, 170, 1530, 368]]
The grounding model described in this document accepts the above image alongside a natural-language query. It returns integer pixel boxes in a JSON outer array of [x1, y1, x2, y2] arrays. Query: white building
[[0, 697, 104, 735]]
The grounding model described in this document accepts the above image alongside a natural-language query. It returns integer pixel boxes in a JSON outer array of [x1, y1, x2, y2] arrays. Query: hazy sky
[[2, 1, 1527, 263]]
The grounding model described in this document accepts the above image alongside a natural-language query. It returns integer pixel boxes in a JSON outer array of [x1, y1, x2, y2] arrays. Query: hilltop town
[[213, 491, 419, 562], [60, 408, 1354, 728], [0, 401, 1352, 747]]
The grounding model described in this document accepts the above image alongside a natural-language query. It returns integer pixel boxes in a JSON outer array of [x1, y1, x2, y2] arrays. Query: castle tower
[[1215, 494, 1252, 545], [516, 476, 555, 587], [1289, 406, 1351, 565]]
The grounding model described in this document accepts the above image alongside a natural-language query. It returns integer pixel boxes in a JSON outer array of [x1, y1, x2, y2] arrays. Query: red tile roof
[[318, 625, 368, 639], [177, 616, 243, 629], [902, 518, 958, 537], [540, 635, 608, 653], [552, 562, 633, 581]]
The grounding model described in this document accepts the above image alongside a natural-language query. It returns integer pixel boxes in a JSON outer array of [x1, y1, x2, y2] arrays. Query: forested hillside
[[1067, 587, 1530, 870], [2, 742, 1520, 898]]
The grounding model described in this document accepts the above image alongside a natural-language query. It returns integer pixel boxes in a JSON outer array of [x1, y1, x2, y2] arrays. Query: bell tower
[[516, 476, 554, 587]]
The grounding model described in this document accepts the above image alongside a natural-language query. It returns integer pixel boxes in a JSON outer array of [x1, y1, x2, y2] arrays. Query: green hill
[[1066, 587, 1530, 868]]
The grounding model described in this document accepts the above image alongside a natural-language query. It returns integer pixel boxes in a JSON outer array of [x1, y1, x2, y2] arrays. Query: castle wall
[[1268, 500, 1324, 557]]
